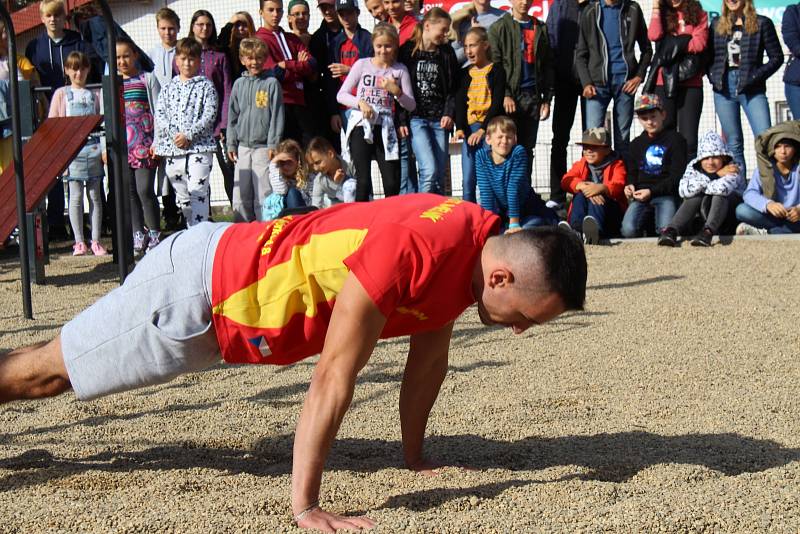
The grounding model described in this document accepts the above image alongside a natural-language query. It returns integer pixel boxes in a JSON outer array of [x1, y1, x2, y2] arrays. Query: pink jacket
[[648, 9, 708, 88]]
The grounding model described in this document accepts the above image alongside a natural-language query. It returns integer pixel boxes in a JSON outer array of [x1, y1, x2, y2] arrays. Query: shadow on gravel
[[0, 432, 797, 495], [589, 275, 684, 290], [43, 261, 118, 287]]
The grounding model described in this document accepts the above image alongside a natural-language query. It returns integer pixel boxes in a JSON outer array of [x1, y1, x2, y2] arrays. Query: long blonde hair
[[275, 139, 308, 190], [409, 7, 450, 56], [715, 0, 758, 36]]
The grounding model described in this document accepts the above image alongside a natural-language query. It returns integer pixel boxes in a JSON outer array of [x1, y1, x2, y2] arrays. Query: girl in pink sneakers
[[48, 51, 107, 256]]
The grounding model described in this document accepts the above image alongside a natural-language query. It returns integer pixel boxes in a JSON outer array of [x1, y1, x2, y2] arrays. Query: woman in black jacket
[[707, 0, 783, 177]]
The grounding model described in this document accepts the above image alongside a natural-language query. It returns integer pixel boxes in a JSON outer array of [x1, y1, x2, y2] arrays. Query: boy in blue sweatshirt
[[475, 115, 558, 231], [736, 136, 800, 235]]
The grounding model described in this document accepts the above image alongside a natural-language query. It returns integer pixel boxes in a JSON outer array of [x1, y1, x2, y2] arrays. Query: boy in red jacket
[[256, 0, 316, 145], [560, 127, 628, 244]]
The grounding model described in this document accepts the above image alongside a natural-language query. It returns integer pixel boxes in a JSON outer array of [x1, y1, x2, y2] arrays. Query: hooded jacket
[[25, 29, 99, 96], [574, 0, 652, 88], [255, 26, 316, 106], [226, 71, 284, 152], [679, 131, 744, 198], [323, 26, 373, 116], [153, 75, 218, 156], [753, 121, 800, 200]]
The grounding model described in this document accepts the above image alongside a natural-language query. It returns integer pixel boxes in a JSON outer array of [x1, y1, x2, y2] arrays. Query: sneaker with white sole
[[146, 230, 161, 252], [72, 241, 88, 256], [582, 215, 600, 245], [133, 231, 148, 254], [90, 241, 108, 256], [545, 199, 563, 210], [735, 222, 768, 236]]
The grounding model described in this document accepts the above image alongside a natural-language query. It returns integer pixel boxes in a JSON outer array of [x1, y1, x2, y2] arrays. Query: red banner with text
[[421, 0, 554, 21]]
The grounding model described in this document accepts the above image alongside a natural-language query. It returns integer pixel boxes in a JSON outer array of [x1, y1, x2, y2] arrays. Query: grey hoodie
[[226, 71, 284, 153], [679, 131, 744, 198]]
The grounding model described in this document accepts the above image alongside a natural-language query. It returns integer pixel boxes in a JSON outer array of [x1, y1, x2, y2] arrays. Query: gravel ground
[[0, 237, 798, 533]]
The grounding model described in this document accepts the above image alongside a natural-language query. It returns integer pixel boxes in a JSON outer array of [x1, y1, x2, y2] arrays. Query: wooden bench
[[0, 115, 103, 243]]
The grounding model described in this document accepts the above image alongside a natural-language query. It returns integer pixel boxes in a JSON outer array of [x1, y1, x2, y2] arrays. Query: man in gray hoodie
[[226, 38, 285, 223]]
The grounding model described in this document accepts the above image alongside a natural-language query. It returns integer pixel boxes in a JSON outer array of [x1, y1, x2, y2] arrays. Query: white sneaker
[[735, 222, 768, 236], [582, 215, 600, 245], [546, 200, 563, 210]]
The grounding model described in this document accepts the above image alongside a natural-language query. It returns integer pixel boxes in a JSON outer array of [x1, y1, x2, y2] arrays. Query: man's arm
[[400, 322, 454, 473], [291, 272, 386, 532]]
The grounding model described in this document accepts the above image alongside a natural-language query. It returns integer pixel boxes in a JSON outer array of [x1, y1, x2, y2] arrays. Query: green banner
[[699, 0, 789, 27]]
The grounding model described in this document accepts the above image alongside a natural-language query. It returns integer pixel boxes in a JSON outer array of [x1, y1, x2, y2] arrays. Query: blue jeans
[[399, 136, 417, 194], [786, 83, 800, 121], [460, 122, 485, 203], [518, 193, 560, 228], [736, 202, 800, 234], [621, 195, 678, 237], [410, 117, 448, 195], [568, 192, 623, 238], [585, 72, 634, 161], [713, 70, 772, 178], [285, 186, 306, 209]]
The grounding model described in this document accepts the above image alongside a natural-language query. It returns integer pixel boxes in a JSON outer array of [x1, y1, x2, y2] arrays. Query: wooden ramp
[[0, 115, 103, 242]]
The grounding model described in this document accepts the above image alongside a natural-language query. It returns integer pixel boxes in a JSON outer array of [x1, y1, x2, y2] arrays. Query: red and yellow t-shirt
[[211, 194, 501, 365]]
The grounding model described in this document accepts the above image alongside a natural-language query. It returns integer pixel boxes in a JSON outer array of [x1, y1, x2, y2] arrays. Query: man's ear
[[487, 267, 513, 289]]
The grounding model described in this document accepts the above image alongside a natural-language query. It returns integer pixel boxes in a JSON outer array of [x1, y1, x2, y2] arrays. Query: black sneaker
[[582, 215, 600, 245], [657, 227, 678, 247], [690, 228, 714, 247]]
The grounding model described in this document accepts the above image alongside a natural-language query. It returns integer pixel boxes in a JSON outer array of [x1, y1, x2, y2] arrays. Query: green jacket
[[488, 13, 555, 104], [755, 120, 800, 199]]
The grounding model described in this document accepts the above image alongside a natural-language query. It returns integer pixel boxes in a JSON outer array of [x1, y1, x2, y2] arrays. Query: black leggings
[[349, 125, 400, 201], [125, 165, 160, 232], [655, 85, 703, 161], [215, 136, 235, 205]]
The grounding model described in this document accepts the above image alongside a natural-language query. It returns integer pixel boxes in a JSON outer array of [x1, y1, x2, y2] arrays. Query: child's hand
[[632, 188, 651, 202], [766, 201, 789, 219], [503, 96, 516, 114], [582, 85, 597, 99], [267, 148, 275, 160], [717, 162, 739, 177], [454, 130, 464, 141], [589, 194, 606, 206], [378, 75, 401, 96], [228, 150, 238, 163], [358, 100, 374, 120], [581, 182, 607, 198], [102, 151, 107, 165], [468, 128, 485, 146], [398, 126, 409, 138], [298, 50, 310, 62], [440, 116, 454, 130], [624, 184, 635, 200], [539, 102, 550, 121], [328, 63, 351, 78], [787, 206, 800, 223], [173, 132, 189, 149], [333, 168, 345, 184]]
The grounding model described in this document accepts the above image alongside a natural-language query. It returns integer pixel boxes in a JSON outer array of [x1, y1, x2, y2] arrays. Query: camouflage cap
[[578, 127, 611, 147]]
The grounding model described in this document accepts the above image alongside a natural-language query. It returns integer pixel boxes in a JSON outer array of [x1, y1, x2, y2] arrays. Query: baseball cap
[[288, 0, 310, 10], [577, 127, 611, 147], [317, 0, 335, 5], [336, 0, 358, 10], [634, 93, 663, 113]]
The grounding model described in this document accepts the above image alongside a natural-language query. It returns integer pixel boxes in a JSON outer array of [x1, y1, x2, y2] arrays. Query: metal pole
[[96, 0, 130, 283], [1, 6, 33, 319]]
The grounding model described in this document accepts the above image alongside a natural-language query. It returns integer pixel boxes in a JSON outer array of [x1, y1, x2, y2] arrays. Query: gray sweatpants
[[670, 194, 731, 234], [233, 146, 272, 222], [68, 178, 103, 243]]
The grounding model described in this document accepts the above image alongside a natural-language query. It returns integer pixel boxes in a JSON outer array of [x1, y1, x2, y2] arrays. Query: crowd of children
[[17, 0, 800, 258]]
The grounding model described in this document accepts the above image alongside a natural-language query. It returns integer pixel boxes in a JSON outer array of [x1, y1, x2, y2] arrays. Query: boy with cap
[[621, 93, 687, 238], [736, 123, 800, 235], [323, 0, 373, 135], [560, 126, 627, 244]]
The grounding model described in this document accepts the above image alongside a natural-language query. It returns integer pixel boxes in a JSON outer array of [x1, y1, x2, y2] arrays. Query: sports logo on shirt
[[255, 90, 269, 109]]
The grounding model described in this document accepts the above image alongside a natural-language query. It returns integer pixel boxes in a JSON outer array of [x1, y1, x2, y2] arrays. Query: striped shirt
[[467, 64, 493, 125], [476, 144, 531, 221]]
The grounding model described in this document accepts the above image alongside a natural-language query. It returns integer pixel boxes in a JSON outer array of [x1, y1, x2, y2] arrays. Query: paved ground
[[0, 237, 798, 533]]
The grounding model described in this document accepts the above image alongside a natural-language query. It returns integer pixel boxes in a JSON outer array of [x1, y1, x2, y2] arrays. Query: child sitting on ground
[[560, 127, 627, 244], [736, 126, 800, 235], [227, 37, 284, 222], [475, 115, 558, 232], [48, 51, 106, 256], [262, 139, 312, 220], [622, 94, 687, 238], [305, 136, 356, 208], [152, 38, 217, 227], [454, 26, 505, 204], [659, 131, 744, 247]]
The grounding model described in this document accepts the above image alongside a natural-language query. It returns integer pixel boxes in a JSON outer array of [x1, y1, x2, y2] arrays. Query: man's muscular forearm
[[399, 322, 454, 468]]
